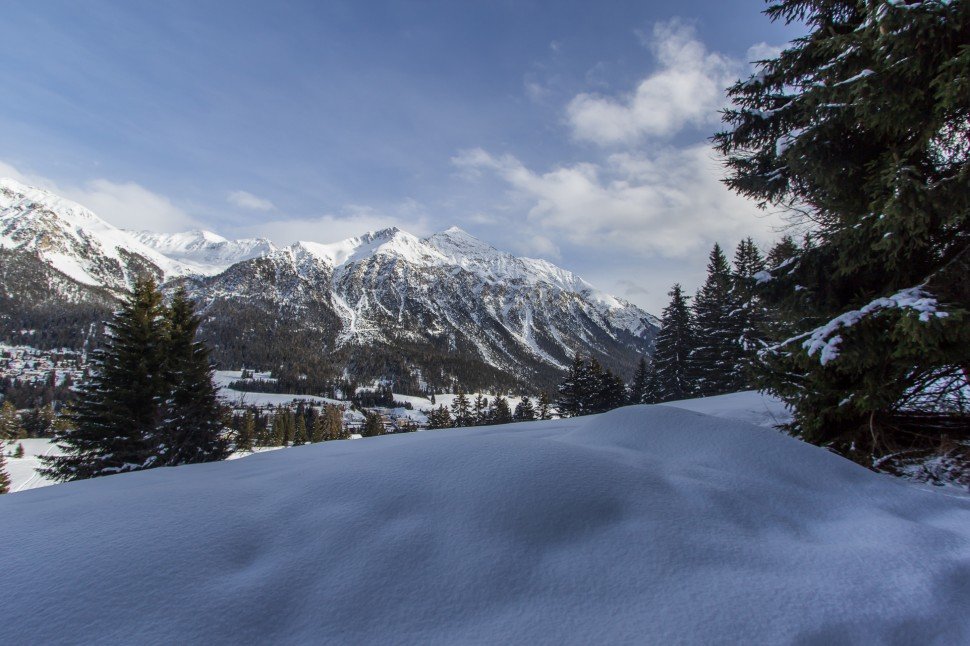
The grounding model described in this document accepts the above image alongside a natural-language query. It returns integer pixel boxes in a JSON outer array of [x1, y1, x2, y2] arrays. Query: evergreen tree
[[629, 356, 650, 405], [13, 443, 24, 459], [473, 395, 489, 426], [450, 389, 471, 427], [41, 279, 169, 481], [293, 414, 309, 444], [0, 449, 9, 494], [237, 410, 256, 452], [537, 392, 553, 420], [0, 402, 22, 440], [651, 285, 696, 403], [556, 354, 587, 417], [724, 238, 768, 391], [716, 0, 970, 463], [157, 287, 229, 465], [361, 411, 385, 437], [594, 369, 627, 413], [514, 396, 536, 421], [490, 396, 513, 425], [689, 244, 736, 397], [427, 405, 452, 430]]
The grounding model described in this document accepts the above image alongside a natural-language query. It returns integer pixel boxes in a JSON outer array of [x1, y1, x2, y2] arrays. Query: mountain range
[[0, 177, 657, 391]]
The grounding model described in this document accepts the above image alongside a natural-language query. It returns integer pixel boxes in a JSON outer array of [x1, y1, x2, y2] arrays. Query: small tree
[[451, 389, 471, 427], [0, 402, 23, 440], [13, 443, 25, 459], [0, 450, 10, 494], [361, 411, 385, 437], [689, 244, 736, 397], [537, 392, 553, 420], [651, 285, 696, 403], [514, 396, 536, 421], [473, 395, 489, 426], [628, 356, 650, 405], [490, 396, 513, 425]]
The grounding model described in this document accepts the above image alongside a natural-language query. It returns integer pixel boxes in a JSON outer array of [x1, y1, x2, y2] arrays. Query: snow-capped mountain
[[0, 177, 657, 388], [0, 178, 192, 293], [131, 229, 277, 276]]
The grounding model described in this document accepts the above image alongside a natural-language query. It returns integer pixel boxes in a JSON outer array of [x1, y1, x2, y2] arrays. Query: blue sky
[[0, 0, 804, 312]]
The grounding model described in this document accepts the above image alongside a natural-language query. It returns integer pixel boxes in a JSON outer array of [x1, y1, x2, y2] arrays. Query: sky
[[0, 0, 805, 313]]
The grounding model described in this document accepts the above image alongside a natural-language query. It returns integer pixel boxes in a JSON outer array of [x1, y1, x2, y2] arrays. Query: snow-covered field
[[2, 402, 969, 643]]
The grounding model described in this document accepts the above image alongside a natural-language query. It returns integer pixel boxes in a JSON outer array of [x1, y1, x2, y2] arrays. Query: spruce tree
[[514, 396, 536, 421], [689, 244, 736, 397], [490, 396, 513, 425], [0, 449, 9, 494], [361, 411, 385, 437], [293, 415, 309, 444], [715, 0, 970, 463], [0, 402, 22, 440], [537, 392, 552, 420], [473, 395, 489, 426], [237, 410, 256, 451], [556, 354, 586, 417], [427, 405, 452, 430], [450, 390, 471, 427], [157, 287, 229, 465], [651, 285, 696, 403], [724, 238, 767, 391], [629, 356, 650, 405], [41, 279, 169, 481]]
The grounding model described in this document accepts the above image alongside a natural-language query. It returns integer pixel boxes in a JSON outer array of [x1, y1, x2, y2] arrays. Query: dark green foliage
[[628, 356, 650, 405], [157, 287, 230, 466], [715, 0, 970, 464], [450, 390, 471, 427], [489, 396, 513, 425], [0, 449, 9, 494], [427, 405, 452, 430], [40, 280, 229, 481], [473, 395, 488, 425], [514, 396, 536, 421], [725, 238, 768, 391], [537, 392, 552, 420], [236, 410, 256, 452], [0, 402, 23, 440], [689, 245, 736, 397], [556, 354, 628, 417], [13, 443, 24, 459], [651, 285, 696, 403]]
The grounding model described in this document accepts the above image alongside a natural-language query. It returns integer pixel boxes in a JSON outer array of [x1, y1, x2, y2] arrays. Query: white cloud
[[746, 42, 784, 65], [227, 190, 276, 212], [452, 144, 781, 258], [238, 203, 432, 246], [0, 160, 199, 232], [566, 20, 737, 146]]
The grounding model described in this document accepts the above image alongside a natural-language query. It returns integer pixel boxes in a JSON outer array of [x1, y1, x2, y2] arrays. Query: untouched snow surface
[[2, 405, 969, 644]]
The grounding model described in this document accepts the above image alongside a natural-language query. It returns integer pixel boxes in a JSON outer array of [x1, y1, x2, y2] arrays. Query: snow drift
[[2, 405, 969, 644]]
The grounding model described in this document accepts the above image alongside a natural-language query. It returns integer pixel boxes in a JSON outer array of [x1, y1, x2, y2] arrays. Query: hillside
[[2, 404, 968, 644]]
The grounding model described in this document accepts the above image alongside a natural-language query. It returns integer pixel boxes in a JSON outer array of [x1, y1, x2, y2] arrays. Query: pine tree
[[41, 279, 169, 481], [689, 244, 736, 397], [651, 285, 696, 403], [473, 395, 489, 426], [537, 392, 552, 420], [594, 369, 627, 413], [715, 0, 970, 463], [0, 449, 9, 494], [293, 415, 309, 444], [514, 396, 536, 421], [157, 287, 229, 465], [361, 411, 385, 437], [0, 402, 22, 440], [490, 396, 513, 425], [450, 389, 471, 427], [629, 356, 650, 405], [237, 410, 256, 452], [427, 405, 452, 430], [556, 354, 586, 418], [724, 238, 767, 391], [13, 443, 24, 458]]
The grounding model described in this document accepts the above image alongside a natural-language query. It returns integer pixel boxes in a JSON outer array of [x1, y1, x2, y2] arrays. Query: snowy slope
[[131, 229, 277, 275], [2, 405, 968, 644], [0, 178, 193, 292]]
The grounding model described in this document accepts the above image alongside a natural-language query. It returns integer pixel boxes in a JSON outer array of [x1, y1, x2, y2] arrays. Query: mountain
[[0, 177, 657, 390], [131, 229, 277, 275]]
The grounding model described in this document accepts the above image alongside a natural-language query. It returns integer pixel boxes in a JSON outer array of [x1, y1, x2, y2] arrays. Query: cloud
[[227, 190, 275, 212], [452, 144, 780, 257], [238, 202, 432, 245], [746, 42, 784, 65], [0, 160, 199, 232], [566, 20, 737, 145]]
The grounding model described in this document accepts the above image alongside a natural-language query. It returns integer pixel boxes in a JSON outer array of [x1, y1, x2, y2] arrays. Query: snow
[[3, 438, 64, 492], [1, 404, 968, 644], [661, 390, 792, 428], [131, 229, 277, 276]]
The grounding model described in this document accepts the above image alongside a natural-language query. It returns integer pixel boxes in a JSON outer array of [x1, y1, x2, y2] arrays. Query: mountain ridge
[[0, 177, 657, 390]]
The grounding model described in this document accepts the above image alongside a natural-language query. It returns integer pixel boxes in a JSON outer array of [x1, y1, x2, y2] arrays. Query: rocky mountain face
[[0, 178, 657, 391]]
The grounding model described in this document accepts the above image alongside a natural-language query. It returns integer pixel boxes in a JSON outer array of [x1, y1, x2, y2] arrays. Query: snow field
[[1, 405, 968, 644]]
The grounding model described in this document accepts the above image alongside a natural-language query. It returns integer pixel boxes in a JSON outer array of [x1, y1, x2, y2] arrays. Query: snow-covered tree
[[715, 0, 970, 463], [651, 285, 696, 403], [689, 244, 736, 397]]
